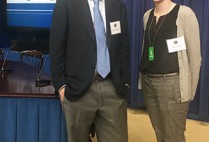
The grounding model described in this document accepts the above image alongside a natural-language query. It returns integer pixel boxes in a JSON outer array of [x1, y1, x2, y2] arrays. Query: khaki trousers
[[61, 80, 128, 142], [142, 74, 189, 142]]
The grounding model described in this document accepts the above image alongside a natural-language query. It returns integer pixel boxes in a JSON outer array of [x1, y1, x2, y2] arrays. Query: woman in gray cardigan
[[138, 0, 201, 141]]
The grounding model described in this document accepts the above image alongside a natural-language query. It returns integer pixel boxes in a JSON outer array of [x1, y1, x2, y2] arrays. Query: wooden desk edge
[[0, 93, 59, 99]]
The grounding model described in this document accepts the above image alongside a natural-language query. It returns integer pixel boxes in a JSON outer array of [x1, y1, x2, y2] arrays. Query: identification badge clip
[[148, 47, 154, 61]]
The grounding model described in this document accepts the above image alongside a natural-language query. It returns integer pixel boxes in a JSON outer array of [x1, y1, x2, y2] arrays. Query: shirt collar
[[89, 0, 104, 2]]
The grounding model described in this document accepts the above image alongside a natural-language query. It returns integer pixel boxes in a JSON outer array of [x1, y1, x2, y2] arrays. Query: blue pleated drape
[[125, 0, 153, 108], [0, 98, 67, 142], [125, 0, 209, 121]]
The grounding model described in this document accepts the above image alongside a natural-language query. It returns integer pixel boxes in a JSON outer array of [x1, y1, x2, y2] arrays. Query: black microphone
[[35, 56, 51, 87], [1, 51, 13, 72]]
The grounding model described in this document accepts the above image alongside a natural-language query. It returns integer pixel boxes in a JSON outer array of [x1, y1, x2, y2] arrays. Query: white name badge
[[166, 36, 187, 53], [110, 21, 121, 35]]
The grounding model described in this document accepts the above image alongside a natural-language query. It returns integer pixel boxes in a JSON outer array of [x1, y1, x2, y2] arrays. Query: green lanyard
[[148, 14, 167, 61]]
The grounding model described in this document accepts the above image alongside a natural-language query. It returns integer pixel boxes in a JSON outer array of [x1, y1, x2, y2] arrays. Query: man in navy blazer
[[49, 0, 130, 141]]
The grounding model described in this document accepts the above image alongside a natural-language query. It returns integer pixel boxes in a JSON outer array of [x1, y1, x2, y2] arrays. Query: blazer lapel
[[72, 0, 96, 42], [105, 0, 116, 47], [105, 0, 116, 21]]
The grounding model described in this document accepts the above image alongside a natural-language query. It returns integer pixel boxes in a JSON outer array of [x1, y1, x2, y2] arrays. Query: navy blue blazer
[[49, 0, 130, 101]]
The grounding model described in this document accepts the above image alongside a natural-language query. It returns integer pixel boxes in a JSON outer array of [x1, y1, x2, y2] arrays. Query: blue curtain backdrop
[[0, 0, 10, 47], [125, 0, 209, 121]]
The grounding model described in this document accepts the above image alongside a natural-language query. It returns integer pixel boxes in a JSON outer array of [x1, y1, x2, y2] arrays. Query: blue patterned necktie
[[94, 0, 110, 78]]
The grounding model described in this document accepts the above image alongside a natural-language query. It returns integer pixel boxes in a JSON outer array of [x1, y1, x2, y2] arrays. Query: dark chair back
[[20, 50, 44, 71]]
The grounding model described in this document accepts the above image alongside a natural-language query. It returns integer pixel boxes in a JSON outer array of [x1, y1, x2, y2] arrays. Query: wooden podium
[[0, 60, 67, 142]]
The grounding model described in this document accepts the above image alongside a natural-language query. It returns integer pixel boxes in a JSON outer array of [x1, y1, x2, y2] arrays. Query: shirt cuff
[[125, 83, 130, 90], [58, 85, 66, 92]]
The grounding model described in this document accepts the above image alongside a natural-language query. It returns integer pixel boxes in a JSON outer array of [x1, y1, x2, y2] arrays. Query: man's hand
[[58, 87, 65, 101]]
